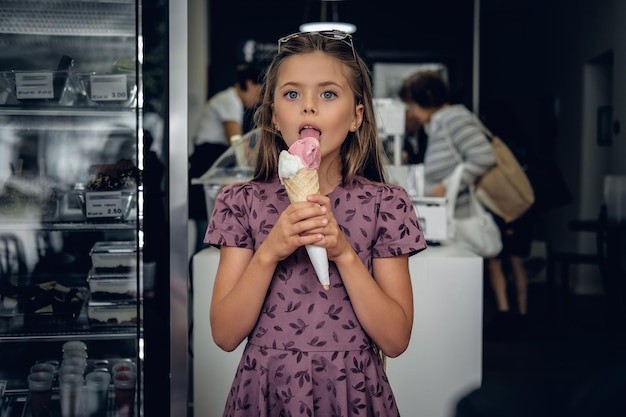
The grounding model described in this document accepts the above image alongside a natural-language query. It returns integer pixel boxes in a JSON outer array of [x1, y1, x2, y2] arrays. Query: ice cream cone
[[278, 139, 330, 290], [282, 168, 319, 202], [282, 168, 330, 290]]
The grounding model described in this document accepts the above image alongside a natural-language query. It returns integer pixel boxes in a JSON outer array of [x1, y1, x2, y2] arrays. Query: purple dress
[[205, 176, 426, 417]]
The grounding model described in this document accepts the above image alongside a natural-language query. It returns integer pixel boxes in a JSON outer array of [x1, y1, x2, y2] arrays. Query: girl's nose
[[302, 98, 317, 114]]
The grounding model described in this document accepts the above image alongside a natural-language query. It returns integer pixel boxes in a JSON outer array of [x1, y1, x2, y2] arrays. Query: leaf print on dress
[[326, 305, 343, 320], [378, 210, 397, 222], [358, 191, 376, 204], [308, 336, 327, 348], [294, 369, 311, 388], [289, 318, 308, 335]]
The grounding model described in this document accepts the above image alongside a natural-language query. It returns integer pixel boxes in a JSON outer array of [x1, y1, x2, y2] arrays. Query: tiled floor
[[458, 279, 626, 417]]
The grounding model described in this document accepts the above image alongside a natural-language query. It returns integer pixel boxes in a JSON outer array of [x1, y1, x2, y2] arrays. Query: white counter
[[386, 244, 483, 417], [192, 244, 483, 417]]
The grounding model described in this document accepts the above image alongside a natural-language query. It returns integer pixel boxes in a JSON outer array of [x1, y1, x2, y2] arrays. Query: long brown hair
[[252, 32, 386, 185]]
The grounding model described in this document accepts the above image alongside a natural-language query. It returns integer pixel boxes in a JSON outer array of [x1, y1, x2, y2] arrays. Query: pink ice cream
[[288, 136, 320, 169]]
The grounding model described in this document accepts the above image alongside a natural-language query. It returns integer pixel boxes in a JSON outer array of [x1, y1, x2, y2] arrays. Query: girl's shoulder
[[216, 180, 252, 199], [217, 177, 283, 203], [345, 176, 413, 204]]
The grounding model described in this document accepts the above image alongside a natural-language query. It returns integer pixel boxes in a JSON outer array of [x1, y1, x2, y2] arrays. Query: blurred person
[[480, 100, 536, 339], [188, 63, 264, 254], [402, 125, 428, 165], [399, 71, 495, 219], [398, 78, 427, 165]]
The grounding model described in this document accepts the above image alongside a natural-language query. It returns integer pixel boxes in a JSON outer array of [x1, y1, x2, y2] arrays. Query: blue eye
[[285, 91, 299, 100], [322, 90, 337, 100]]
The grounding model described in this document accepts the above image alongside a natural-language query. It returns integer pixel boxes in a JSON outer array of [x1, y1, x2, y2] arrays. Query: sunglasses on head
[[277, 30, 357, 61]]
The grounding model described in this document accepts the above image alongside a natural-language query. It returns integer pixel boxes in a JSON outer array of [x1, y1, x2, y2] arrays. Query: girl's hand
[[262, 199, 328, 261], [305, 194, 352, 262]]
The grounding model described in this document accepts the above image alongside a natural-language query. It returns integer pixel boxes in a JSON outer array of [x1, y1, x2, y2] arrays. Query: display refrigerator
[[0, 0, 189, 416]]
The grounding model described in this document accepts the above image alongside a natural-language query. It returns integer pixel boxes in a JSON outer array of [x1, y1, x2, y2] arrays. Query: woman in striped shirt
[[399, 71, 495, 218]]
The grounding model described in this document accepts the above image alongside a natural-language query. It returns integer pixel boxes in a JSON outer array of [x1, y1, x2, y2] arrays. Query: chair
[[544, 205, 608, 325]]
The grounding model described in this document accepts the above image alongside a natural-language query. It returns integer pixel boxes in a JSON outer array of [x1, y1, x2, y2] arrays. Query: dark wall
[[208, 0, 475, 107], [208, 0, 562, 183], [480, 0, 559, 162]]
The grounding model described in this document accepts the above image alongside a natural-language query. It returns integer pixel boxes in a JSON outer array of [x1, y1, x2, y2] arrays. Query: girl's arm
[[210, 200, 328, 352], [335, 250, 413, 358], [209, 245, 271, 352], [307, 195, 414, 358]]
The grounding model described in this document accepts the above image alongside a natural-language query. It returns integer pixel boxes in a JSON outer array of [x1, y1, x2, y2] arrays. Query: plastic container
[[87, 300, 140, 326], [0, 70, 78, 106], [29, 362, 57, 377], [63, 341, 88, 355], [27, 372, 54, 417], [85, 371, 112, 417], [88, 268, 136, 300], [112, 361, 136, 375], [191, 128, 258, 220], [89, 241, 137, 271], [113, 370, 137, 417]]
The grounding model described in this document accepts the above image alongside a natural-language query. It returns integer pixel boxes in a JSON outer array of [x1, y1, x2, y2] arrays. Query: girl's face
[[272, 51, 363, 161]]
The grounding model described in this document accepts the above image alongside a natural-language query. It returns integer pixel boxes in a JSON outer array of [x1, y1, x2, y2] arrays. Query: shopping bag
[[442, 115, 535, 223], [474, 135, 535, 223], [446, 164, 502, 258]]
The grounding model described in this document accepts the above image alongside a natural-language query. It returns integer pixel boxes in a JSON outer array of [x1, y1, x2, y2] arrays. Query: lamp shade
[[300, 0, 357, 34]]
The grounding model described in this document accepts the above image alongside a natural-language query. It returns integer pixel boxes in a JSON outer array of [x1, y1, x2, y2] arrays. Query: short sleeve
[[373, 185, 427, 258], [204, 182, 254, 249]]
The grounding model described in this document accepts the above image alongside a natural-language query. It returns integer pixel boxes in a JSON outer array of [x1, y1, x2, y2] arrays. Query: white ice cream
[[278, 150, 305, 181]]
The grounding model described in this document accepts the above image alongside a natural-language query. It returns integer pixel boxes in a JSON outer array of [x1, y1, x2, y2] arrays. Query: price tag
[[16, 72, 54, 99], [85, 191, 123, 218], [90, 74, 127, 101]]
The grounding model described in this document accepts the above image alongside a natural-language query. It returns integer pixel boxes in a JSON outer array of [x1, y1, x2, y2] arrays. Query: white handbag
[[445, 163, 503, 258]]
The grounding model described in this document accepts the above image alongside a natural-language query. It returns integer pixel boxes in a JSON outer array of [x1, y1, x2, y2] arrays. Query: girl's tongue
[[299, 128, 320, 140]]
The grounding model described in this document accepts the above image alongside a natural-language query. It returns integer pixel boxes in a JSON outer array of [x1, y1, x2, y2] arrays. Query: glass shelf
[[0, 0, 136, 37]]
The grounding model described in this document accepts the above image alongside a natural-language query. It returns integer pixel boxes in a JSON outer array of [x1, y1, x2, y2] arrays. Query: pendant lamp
[[299, 0, 357, 34]]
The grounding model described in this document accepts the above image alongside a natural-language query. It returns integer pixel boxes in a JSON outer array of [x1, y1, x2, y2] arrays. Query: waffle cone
[[283, 168, 329, 290], [283, 168, 319, 202]]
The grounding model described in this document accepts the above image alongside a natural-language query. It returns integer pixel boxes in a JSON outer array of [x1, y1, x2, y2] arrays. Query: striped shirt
[[424, 104, 496, 218]]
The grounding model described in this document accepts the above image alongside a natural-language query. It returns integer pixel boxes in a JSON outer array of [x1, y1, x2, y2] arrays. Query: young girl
[[205, 30, 426, 417]]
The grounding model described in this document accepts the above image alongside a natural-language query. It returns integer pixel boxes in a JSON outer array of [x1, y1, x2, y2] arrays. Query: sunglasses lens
[[277, 31, 355, 60], [320, 30, 348, 40]]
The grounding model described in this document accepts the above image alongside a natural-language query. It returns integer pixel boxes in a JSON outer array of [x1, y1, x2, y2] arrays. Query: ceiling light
[[299, 21, 356, 34], [299, 0, 357, 34]]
